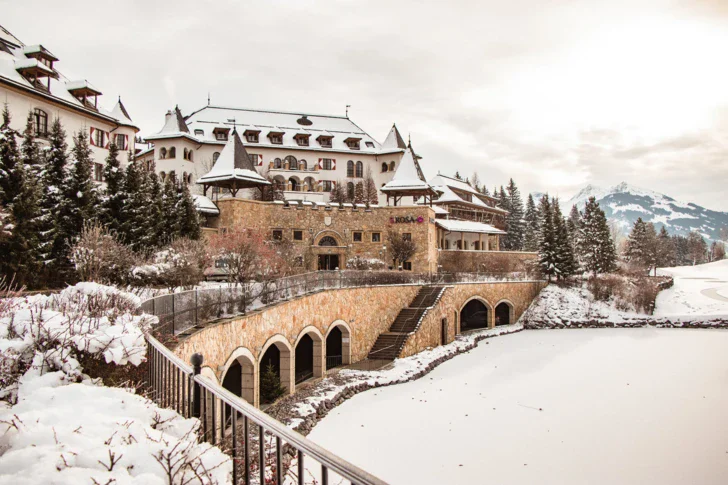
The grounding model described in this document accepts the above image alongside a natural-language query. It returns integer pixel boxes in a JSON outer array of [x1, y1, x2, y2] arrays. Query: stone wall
[[438, 249, 539, 274], [211, 198, 438, 273], [400, 280, 547, 358]]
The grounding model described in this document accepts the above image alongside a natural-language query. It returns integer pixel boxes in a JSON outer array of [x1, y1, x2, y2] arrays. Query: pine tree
[[471, 172, 481, 192], [552, 198, 576, 279], [161, 175, 181, 245], [497, 186, 509, 212], [0, 104, 20, 207], [62, 131, 98, 242], [121, 159, 149, 250], [20, 112, 43, 179], [101, 142, 125, 235], [143, 168, 164, 248], [523, 193, 539, 252], [537, 196, 557, 280], [260, 363, 286, 404], [481, 186, 490, 197], [177, 181, 201, 240], [504, 179, 525, 250], [567, 205, 581, 235], [654, 226, 674, 270], [363, 167, 378, 207], [328, 180, 346, 206], [354, 181, 365, 205], [625, 218, 657, 272], [578, 197, 617, 275], [39, 118, 69, 270], [454, 171, 462, 180]]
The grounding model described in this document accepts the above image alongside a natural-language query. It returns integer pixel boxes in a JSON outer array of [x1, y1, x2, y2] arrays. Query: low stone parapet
[[438, 249, 538, 274]]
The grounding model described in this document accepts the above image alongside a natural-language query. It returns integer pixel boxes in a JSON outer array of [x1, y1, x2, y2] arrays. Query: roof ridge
[[202, 104, 351, 120]]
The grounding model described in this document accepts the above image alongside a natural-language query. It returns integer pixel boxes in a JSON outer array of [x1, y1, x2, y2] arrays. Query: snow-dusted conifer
[[177, 181, 201, 240], [504, 179, 524, 250], [577, 196, 616, 275], [40, 118, 69, 268], [625, 217, 658, 271], [523, 193, 539, 252], [328, 180, 346, 207], [142, 168, 164, 248], [120, 158, 147, 250], [552, 197, 576, 279], [20, 112, 43, 178], [101, 142, 125, 234], [654, 226, 674, 270], [354, 181, 365, 205], [364, 167, 378, 207], [537, 196, 557, 280], [0, 104, 20, 207], [161, 175, 181, 244]]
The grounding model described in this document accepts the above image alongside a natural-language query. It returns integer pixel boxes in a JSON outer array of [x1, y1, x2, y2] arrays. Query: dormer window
[[365, 141, 375, 148], [194, 129, 204, 136], [213, 127, 230, 141], [317, 135, 333, 148], [268, 131, 284, 145], [22, 45, 58, 70], [344, 137, 361, 150], [16, 58, 57, 92], [66, 81, 102, 110], [244, 130, 260, 143], [294, 133, 310, 147]]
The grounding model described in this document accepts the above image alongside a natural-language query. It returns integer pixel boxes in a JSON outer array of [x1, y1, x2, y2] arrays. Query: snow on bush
[[345, 256, 386, 271], [0, 282, 232, 483], [131, 239, 210, 290]]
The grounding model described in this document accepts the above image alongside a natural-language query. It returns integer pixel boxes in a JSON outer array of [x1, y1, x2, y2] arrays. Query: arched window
[[381, 162, 388, 173], [212, 152, 220, 163], [183, 148, 188, 160], [389, 161, 395, 171], [169, 147, 177, 158], [347, 160, 354, 178], [33, 108, 48, 137], [347, 182, 355, 200], [160, 147, 167, 159], [284, 155, 297, 170], [188, 151, 193, 162], [355, 161, 363, 178], [274, 158, 282, 169], [289, 177, 300, 191], [318, 236, 338, 247], [299, 159, 307, 171]]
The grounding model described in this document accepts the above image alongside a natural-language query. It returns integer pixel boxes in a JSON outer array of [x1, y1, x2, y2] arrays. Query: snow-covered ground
[[307, 328, 728, 485], [656, 259, 728, 316]]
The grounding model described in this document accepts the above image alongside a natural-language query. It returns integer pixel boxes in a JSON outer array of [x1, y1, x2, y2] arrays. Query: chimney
[[165, 110, 172, 123]]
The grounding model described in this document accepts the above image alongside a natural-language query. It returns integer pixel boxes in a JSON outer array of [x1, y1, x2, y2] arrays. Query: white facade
[[138, 106, 409, 202], [0, 26, 138, 181]]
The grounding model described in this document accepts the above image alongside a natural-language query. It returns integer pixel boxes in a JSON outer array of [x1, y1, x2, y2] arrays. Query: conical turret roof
[[381, 123, 407, 150], [381, 147, 434, 194], [197, 129, 269, 189]]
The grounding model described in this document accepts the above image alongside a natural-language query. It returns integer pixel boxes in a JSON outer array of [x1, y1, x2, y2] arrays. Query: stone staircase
[[367, 285, 445, 360]]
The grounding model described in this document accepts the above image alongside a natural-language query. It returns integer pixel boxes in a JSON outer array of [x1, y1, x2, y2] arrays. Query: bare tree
[[387, 230, 417, 269]]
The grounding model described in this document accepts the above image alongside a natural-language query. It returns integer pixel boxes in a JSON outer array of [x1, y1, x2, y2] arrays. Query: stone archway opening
[[259, 341, 291, 405], [460, 299, 489, 331], [221, 355, 255, 425], [495, 302, 513, 326], [295, 330, 323, 384], [326, 324, 351, 370]]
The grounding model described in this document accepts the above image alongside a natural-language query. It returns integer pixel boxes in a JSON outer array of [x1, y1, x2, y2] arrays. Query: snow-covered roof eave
[[436, 220, 507, 235]]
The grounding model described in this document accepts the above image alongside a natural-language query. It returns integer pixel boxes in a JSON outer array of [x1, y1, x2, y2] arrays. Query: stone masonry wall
[[400, 281, 547, 358], [211, 198, 438, 272], [438, 250, 539, 274]]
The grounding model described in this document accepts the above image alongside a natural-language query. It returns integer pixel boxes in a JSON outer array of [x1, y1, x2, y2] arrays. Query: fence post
[[172, 294, 176, 334], [195, 290, 199, 326], [191, 353, 203, 419]]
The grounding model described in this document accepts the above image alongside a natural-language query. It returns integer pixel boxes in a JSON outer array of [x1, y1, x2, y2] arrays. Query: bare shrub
[[346, 256, 386, 270], [71, 222, 137, 285]]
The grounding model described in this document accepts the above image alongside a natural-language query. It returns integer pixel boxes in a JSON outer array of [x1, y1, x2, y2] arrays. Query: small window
[[389, 161, 395, 171], [347, 160, 354, 178], [353, 231, 362, 242], [188, 150, 193, 162], [114, 133, 126, 150], [293, 230, 303, 241], [94, 163, 103, 182], [381, 162, 388, 173], [272, 230, 283, 241], [33, 108, 48, 137], [403, 233, 412, 241], [345, 139, 360, 150], [169, 147, 176, 158], [371, 232, 381, 243], [245, 132, 259, 143], [322, 158, 333, 170], [294, 134, 309, 146], [94, 128, 105, 148], [248, 153, 260, 165], [355, 161, 363, 178], [269, 132, 283, 144], [318, 136, 332, 148], [322, 180, 333, 192], [215, 131, 228, 141], [212, 152, 220, 163], [403, 261, 412, 271], [285, 155, 298, 170], [365, 141, 375, 148], [194, 129, 204, 136]]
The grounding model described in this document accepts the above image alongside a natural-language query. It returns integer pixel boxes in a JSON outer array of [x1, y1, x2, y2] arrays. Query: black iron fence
[[140, 270, 532, 337]]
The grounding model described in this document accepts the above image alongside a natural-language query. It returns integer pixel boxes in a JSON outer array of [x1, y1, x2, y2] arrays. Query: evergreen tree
[[567, 205, 581, 235], [497, 186, 509, 212], [354, 181, 365, 205], [328, 180, 346, 206], [686, 231, 708, 265], [101, 142, 125, 234], [20, 112, 43, 178], [40, 118, 69, 269], [471, 172, 481, 193], [0, 104, 20, 207], [454, 171, 462, 180], [260, 363, 286, 404], [363, 167, 378, 207], [523, 193, 539, 252], [61, 131, 98, 246], [577, 197, 617, 275], [481, 186, 490, 197], [552, 198, 576, 278], [537, 196, 558, 280], [654, 226, 674, 270], [177, 181, 201, 240], [143, 168, 164, 248], [121, 159, 149, 249], [503, 179, 525, 250], [160, 175, 181, 245], [3, 156, 42, 286], [625, 218, 657, 271], [672, 234, 690, 266]]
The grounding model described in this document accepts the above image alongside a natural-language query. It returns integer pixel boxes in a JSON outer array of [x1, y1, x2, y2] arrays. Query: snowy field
[[656, 259, 728, 316], [307, 328, 728, 485]]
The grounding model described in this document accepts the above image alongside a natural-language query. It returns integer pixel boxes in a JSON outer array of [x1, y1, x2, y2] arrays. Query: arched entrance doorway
[[294, 328, 324, 385], [317, 235, 340, 270], [460, 299, 489, 331], [259, 337, 292, 405], [495, 301, 512, 326]]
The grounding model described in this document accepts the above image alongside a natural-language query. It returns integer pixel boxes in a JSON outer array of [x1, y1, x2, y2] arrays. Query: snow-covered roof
[[381, 123, 407, 150], [429, 174, 507, 214], [0, 25, 137, 130], [174, 105, 395, 154], [436, 219, 506, 235], [381, 147, 434, 193], [196, 129, 270, 188], [65, 79, 101, 94], [110, 98, 133, 123], [191, 194, 220, 215]]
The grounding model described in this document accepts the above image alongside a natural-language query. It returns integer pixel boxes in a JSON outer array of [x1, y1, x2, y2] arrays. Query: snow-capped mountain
[[566, 182, 728, 240]]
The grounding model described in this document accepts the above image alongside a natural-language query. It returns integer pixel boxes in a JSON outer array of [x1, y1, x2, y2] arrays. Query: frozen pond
[[308, 328, 728, 485]]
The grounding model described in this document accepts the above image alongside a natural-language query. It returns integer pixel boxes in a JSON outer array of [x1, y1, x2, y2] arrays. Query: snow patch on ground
[[656, 259, 728, 316]]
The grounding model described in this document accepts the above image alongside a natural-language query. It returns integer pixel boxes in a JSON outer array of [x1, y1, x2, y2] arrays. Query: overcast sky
[[3, 0, 728, 209]]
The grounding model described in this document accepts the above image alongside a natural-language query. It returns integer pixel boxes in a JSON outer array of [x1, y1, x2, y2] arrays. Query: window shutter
[[331, 159, 336, 170], [318, 158, 323, 169], [123, 134, 128, 151], [257, 155, 263, 166], [331, 180, 337, 188], [104, 131, 110, 149], [89, 127, 96, 146]]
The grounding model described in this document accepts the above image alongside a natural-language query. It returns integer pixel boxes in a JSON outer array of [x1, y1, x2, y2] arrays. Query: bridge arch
[[494, 299, 514, 326], [258, 334, 293, 404], [293, 326, 325, 386], [325, 320, 352, 370], [459, 297, 493, 332], [221, 347, 256, 405]]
